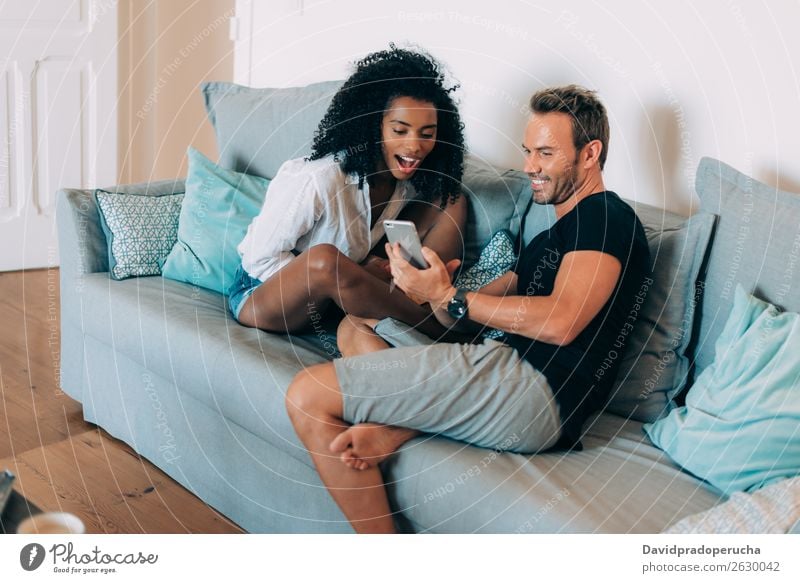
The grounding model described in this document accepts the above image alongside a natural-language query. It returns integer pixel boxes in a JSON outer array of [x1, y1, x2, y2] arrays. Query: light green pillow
[[645, 284, 800, 496], [161, 147, 270, 294], [95, 189, 184, 280]]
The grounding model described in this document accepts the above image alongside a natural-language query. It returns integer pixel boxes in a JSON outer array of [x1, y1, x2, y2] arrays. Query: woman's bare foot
[[329, 423, 420, 470]]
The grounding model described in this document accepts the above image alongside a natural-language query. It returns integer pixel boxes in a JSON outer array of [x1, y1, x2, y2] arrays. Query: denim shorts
[[227, 264, 263, 320]]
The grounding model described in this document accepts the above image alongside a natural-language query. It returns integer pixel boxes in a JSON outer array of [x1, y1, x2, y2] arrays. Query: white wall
[[234, 0, 800, 215], [118, 0, 235, 184]]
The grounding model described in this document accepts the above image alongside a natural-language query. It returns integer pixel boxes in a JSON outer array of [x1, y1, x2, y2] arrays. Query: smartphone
[[383, 220, 429, 269]]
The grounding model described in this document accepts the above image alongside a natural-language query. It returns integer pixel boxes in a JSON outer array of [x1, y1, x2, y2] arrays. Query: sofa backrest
[[201, 81, 548, 268], [693, 157, 800, 373], [203, 81, 800, 384], [461, 155, 552, 267], [203, 80, 344, 180]]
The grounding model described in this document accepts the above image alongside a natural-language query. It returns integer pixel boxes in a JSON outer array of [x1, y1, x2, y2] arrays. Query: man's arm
[[477, 271, 519, 297], [387, 243, 621, 346], [426, 270, 520, 334], [455, 251, 621, 344]]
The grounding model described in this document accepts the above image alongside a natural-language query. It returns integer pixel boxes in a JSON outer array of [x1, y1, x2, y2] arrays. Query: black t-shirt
[[506, 191, 650, 450]]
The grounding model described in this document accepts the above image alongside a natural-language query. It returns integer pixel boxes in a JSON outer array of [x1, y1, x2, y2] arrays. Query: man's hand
[[385, 243, 461, 309]]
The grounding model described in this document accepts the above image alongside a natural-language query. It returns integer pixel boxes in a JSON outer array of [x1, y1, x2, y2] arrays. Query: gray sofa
[[56, 87, 800, 533]]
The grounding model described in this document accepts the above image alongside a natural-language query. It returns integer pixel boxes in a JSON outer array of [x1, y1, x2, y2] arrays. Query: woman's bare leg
[[286, 362, 400, 533], [236, 244, 442, 333], [238, 194, 467, 334]]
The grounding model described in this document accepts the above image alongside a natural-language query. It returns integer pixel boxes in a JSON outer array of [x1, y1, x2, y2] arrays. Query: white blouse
[[238, 155, 415, 282]]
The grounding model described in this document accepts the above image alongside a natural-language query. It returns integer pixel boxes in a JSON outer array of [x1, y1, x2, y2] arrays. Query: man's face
[[522, 112, 580, 206]]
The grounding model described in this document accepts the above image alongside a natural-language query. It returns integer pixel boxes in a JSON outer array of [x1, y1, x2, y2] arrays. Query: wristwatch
[[447, 288, 470, 320]]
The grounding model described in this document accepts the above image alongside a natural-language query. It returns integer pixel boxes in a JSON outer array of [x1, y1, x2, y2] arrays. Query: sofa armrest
[[57, 179, 185, 400], [57, 187, 109, 279]]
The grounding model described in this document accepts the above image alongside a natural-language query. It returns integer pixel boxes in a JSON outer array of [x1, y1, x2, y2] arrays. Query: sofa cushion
[[384, 412, 723, 533], [694, 156, 800, 373], [645, 285, 800, 496], [605, 212, 716, 422], [202, 80, 547, 267], [95, 189, 185, 280], [161, 147, 270, 294], [77, 268, 723, 532], [79, 273, 331, 466], [202, 80, 343, 180]]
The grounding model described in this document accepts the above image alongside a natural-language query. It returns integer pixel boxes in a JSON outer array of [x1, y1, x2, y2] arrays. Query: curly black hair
[[309, 45, 465, 207]]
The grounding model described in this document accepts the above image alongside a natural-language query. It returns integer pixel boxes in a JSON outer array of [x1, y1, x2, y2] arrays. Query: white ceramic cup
[[17, 512, 85, 534]]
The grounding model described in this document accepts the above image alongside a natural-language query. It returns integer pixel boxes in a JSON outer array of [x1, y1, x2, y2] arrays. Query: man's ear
[[582, 139, 603, 169]]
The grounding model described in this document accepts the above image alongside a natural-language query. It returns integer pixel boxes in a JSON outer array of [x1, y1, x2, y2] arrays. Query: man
[[285, 85, 651, 533]]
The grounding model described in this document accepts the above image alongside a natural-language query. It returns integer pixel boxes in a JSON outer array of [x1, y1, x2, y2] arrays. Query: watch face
[[448, 300, 467, 319]]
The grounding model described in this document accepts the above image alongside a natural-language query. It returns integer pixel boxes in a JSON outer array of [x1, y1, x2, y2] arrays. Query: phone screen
[[384, 220, 429, 269]]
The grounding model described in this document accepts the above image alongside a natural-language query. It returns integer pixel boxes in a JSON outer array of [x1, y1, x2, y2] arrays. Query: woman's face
[[379, 96, 438, 181]]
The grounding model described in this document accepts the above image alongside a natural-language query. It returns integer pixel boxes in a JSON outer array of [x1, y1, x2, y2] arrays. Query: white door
[[0, 0, 117, 271]]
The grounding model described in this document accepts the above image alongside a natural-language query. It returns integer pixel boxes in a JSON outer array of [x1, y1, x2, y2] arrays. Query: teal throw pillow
[[95, 189, 185, 280], [161, 147, 270, 294], [645, 284, 800, 496]]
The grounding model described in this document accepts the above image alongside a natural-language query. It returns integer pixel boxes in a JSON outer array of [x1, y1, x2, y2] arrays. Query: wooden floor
[[0, 269, 243, 533]]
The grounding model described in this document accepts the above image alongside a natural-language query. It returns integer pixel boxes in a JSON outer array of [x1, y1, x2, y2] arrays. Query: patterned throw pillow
[[95, 189, 185, 280], [455, 229, 517, 289], [454, 229, 517, 339]]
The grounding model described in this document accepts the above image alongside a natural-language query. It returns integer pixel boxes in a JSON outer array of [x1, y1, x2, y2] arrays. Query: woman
[[229, 45, 467, 334]]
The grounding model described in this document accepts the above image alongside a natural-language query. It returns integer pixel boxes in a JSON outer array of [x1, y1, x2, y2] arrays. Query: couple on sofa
[[229, 45, 650, 533]]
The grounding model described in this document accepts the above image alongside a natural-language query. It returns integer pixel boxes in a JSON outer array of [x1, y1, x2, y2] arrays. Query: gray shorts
[[334, 339, 562, 454]]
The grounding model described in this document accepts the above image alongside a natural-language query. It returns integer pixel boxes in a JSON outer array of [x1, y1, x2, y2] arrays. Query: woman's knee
[[305, 244, 357, 289], [309, 245, 376, 298]]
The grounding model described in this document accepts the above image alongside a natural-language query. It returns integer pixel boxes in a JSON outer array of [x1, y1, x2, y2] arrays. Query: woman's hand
[[385, 243, 461, 309]]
